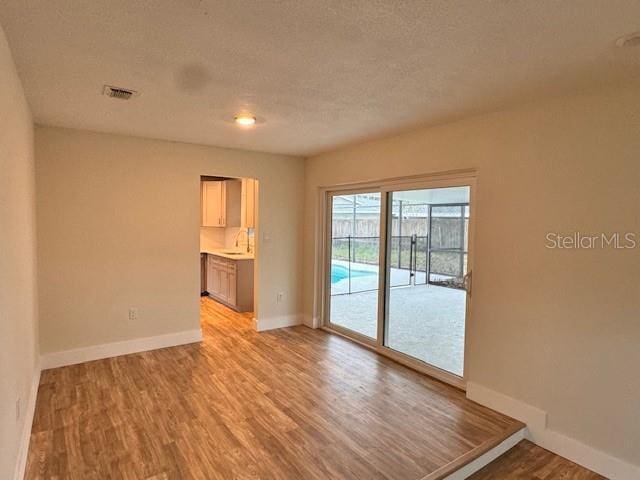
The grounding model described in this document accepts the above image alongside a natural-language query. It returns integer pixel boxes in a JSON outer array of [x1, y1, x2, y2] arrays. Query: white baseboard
[[443, 428, 525, 479], [467, 382, 548, 431], [255, 315, 301, 332], [13, 366, 41, 480], [466, 381, 640, 480], [40, 329, 203, 370]]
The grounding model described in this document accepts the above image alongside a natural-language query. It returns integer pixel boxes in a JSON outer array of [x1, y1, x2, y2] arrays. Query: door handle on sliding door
[[463, 270, 472, 296]]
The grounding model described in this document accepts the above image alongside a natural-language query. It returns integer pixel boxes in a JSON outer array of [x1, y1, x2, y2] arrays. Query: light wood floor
[[27, 298, 526, 479], [469, 439, 605, 479]]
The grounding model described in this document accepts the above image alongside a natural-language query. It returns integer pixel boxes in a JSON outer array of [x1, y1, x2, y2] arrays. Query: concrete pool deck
[[329, 261, 466, 376]]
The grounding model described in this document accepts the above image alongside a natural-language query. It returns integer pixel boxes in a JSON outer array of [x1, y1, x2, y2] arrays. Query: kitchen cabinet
[[206, 256, 219, 295], [241, 178, 257, 229], [201, 181, 225, 227], [201, 180, 241, 227], [228, 270, 237, 306], [219, 268, 229, 300], [206, 253, 253, 312]]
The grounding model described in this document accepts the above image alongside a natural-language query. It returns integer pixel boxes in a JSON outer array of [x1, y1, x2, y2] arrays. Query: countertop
[[201, 249, 254, 261]]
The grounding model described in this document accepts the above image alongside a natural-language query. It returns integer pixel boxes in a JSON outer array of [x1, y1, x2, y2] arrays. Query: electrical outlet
[[277, 292, 284, 303], [15, 397, 21, 422], [128, 308, 138, 321]]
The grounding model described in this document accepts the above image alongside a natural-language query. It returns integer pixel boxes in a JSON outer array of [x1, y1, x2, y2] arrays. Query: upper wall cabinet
[[241, 178, 257, 229], [201, 181, 225, 227], [201, 180, 241, 227]]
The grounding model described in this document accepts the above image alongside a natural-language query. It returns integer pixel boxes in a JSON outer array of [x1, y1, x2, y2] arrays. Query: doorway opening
[[199, 175, 259, 324], [323, 174, 474, 387]]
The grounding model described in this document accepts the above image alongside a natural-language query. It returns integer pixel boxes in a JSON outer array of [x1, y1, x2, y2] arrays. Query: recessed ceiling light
[[234, 114, 256, 126], [615, 31, 640, 47]]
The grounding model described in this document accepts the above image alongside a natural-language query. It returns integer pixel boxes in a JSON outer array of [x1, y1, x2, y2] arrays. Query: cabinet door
[[203, 182, 214, 226], [219, 268, 229, 302], [218, 181, 227, 226], [202, 181, 226, 227], [228, 271, 237, 306], [214, 269, 222, 296], [206, 256, 217, 294], [224, 180, 242, 227]]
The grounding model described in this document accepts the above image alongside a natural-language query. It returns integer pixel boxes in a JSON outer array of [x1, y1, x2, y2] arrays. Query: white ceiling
[[1, 1, 639, 156]]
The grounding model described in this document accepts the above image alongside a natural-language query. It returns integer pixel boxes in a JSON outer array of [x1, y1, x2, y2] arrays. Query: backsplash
[[200, 227, 225, 251], [200, 226, 255, 253]]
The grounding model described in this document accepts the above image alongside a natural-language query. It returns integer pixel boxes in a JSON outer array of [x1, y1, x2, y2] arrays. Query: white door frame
[[315, 169, 477, 390]]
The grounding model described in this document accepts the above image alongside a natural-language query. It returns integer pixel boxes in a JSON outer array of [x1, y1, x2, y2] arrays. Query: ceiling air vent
[[103, 85, 138, 100]]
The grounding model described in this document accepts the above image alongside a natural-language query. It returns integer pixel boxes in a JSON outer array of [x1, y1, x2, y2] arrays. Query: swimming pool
[[331, 264, 376, 284]]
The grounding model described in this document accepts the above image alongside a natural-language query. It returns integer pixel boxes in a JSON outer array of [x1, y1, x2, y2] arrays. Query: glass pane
[[428, 204, 468, 288], [329, 192, 381, 339], [385, 186, 470, 377]]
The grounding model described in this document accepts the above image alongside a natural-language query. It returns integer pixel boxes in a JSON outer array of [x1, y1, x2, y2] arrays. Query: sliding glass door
[[384, 187, 470, 377], [327, 192, 382, 340], [325, 178, 473, 384]]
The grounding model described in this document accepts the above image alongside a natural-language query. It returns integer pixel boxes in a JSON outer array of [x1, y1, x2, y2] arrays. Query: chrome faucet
[[234, 228, 252, 253]]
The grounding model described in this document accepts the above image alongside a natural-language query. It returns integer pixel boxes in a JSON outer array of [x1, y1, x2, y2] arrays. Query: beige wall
[[0, 25, 38, 480], [303, 84, 640, 465], [35, 126, 304, 354]]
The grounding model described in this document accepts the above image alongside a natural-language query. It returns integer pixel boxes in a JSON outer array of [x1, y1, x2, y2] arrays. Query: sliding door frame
[[316, 169, 476, 390], [323, 187, 383, 348]]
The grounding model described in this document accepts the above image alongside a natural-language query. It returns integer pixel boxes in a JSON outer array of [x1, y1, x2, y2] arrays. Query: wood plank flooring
[[26, 297, 525, 479], [469, 440, 606, 479]]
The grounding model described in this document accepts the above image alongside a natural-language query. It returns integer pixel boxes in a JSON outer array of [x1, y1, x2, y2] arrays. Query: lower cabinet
[[219, 268, 229, 301], [228, 271, 237, 306], [206, 254, 253, 312]]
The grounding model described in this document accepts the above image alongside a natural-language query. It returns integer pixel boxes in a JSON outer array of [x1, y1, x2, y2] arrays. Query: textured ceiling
[[1, 1, 639, 156]]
